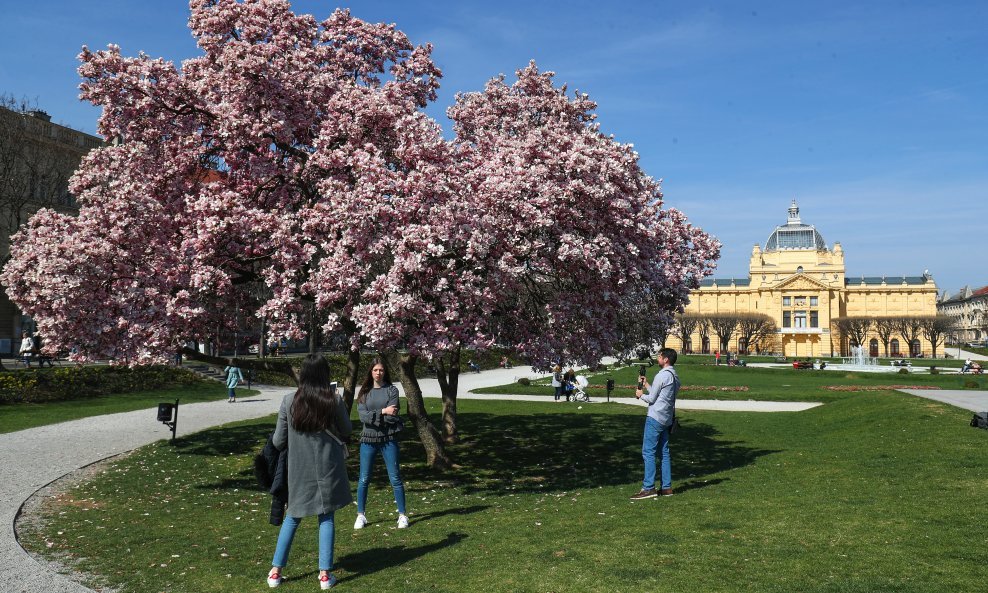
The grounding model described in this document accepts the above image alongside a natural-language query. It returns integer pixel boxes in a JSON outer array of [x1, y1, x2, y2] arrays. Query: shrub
[[898, 367, 910, 374], [517, 377, 531, 386], [964, 380, 980, 389], [0, 365, 205, 404], [929, 367, 939, 375]]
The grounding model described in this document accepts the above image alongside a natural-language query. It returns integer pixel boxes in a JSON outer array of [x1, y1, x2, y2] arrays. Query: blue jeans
[[271, 513, 335, 571], [357, 440, 406, 514], [642, 417, 671, 490]]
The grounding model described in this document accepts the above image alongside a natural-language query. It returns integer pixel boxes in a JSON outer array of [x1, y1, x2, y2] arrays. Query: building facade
[[667, 201, 939, 357], [0, 106, 103, 351], [937, 286, 988, 344]]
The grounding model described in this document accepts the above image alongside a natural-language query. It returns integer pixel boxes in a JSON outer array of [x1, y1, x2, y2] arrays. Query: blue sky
[[2, 0, 986, 294]]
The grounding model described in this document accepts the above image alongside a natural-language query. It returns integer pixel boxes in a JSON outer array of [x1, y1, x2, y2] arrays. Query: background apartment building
[[0, 104, 103, 352]]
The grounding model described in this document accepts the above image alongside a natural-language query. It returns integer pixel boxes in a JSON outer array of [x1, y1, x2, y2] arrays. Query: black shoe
[[630, 488, 658, 500]]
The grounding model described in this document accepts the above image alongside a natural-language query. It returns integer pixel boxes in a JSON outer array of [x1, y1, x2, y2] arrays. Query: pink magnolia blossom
[[1, 3, 718, 374]]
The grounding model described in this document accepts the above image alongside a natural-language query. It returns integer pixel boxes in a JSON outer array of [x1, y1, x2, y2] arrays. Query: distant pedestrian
[[630, 348, 681, 500], [266, 354, 351, 590], [18, 331, 34, 367], [224, 364, 244, 403], [551, 365, 563, 401], [714, 350, 720, 365], [563, 368, 576, 402], [354, 358, 409, 531]]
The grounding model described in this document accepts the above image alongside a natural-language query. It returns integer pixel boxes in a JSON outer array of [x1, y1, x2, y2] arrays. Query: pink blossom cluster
[[0, 1, 719, 366]]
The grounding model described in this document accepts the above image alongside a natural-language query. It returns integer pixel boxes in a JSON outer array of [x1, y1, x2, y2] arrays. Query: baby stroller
[[568, 375, 591, 402]]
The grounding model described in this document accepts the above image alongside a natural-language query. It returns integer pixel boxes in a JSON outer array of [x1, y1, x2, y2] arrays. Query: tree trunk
[[342, 347, 361, 413], [436, 346, 461, 444], [382, 349, 450, 470], [308, 305, 318, 354]]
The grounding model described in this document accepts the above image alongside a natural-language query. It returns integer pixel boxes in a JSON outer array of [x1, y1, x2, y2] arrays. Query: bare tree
[[674, 313, 701, 354], [707, 313, 740, 353], [0, 99, 91, 250], [832, 316, 872, 355], [891, 316, 924, 357], [735, 313, 777, 354], [697, 317, 711, 353], [920, 315, 956, 358], [873, 317, 897, 357]]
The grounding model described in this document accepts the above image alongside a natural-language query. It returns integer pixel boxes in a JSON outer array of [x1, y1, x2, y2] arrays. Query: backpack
[[971, 412, 988, 430]]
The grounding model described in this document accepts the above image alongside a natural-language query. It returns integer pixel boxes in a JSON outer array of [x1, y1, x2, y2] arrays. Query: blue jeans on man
[[642, 417, 671, 491], [357, 440, 406, 514]]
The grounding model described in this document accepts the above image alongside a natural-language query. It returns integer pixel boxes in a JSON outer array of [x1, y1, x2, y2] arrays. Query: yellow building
[[670, 201, 938, 358]]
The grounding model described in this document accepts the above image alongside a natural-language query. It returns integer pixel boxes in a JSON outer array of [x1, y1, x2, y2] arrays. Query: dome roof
[[764, 200, 826, 251]]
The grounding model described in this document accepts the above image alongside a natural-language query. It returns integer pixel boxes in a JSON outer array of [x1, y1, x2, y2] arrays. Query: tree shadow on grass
[[172, 422, 273, 457], [401, 411, 779, 495]]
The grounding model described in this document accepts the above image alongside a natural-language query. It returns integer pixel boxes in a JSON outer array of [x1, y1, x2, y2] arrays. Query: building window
[[794, 311, 807, 328], [795, 296, 806, 307], [870, 339, 879, 357], [783, 311, 791, 328], [910, 340, 921, 357], [810, 311, 818, 328], [891, 339, 900, 356], [810, 296, 818, 306], [796, 266, 804, 273], [783, 296, 791, 306]]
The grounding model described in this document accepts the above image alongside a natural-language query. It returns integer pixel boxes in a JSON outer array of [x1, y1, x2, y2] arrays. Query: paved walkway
[[897, 389, 988, 413], [2, 367, 820, 593]]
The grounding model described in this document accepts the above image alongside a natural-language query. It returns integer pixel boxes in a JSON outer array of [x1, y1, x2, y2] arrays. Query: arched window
[[890, 339, 900, 356], [796, 266, 804, 273], [739, 338, 749, 355], [702, 336, 710, 354], [869, 339, 879, 358], [910, 339, 921, 357], [683, 338, 692, 354]]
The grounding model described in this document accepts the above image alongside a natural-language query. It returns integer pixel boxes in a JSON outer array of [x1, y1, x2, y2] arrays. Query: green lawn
[[0, 383, 242, 433], [19, 385, 988, 593], [476, 357, 985, 401]]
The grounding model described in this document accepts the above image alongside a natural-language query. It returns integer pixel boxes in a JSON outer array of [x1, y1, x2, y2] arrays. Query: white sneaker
[[266, 570, 282, 588], [397, 514, 409, 529], [353, 514, 367, 529], [319, 573, 337, 590]]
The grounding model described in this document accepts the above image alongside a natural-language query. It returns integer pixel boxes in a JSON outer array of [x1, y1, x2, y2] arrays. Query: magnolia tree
[[1, 1, 718, 468]]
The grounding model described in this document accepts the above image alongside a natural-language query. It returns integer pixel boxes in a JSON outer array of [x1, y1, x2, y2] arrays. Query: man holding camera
[[630, 347, 680, 500]]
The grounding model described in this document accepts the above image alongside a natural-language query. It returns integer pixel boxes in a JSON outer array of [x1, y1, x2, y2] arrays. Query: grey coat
[[273, 392, 353, 517]]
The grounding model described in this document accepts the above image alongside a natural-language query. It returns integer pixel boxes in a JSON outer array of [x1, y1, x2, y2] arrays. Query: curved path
[[1, 367, 820, 593]]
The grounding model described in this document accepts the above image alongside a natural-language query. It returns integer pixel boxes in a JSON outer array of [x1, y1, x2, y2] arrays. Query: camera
[[637, 365, 647, 389]]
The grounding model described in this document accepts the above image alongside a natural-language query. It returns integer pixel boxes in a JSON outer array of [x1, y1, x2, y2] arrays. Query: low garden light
[[606, 378, 614, 402], [157, 399, 179, 442]]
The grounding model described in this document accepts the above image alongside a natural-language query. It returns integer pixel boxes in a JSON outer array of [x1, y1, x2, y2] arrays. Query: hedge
[[0, 365, 206, 404]]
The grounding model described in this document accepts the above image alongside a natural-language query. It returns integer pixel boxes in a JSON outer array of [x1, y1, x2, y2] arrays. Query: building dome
[[764, 200, 827, 251]]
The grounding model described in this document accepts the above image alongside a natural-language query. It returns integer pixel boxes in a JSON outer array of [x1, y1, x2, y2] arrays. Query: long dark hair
[[290, 354, 338, 433], [357, 357, 392, 404]]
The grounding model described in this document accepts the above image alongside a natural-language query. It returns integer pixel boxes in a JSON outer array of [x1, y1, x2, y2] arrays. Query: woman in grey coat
[[267, 354, 352, 590], [353, 358, 408, 530]]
